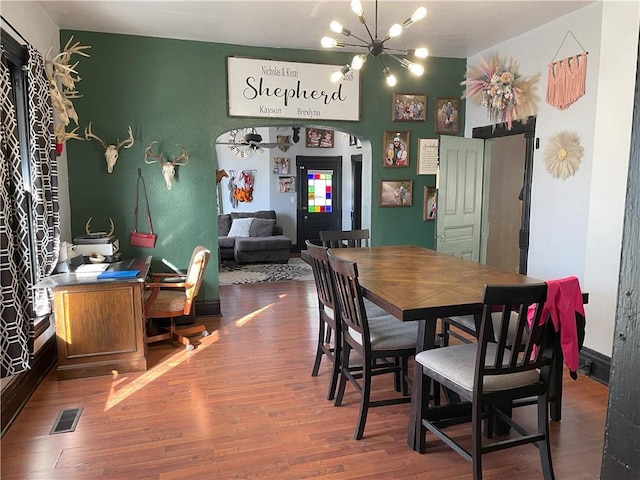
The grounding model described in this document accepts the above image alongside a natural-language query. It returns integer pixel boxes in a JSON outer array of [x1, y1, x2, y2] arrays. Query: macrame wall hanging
[[546, 31, 588, 110]]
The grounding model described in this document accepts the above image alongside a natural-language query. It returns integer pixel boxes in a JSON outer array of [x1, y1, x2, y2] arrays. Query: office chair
[[144, 246, 211, 351]]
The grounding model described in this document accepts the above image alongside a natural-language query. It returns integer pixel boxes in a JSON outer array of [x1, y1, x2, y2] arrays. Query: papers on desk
[[74, 263, 109, 276], [97, 270, 139, 279]]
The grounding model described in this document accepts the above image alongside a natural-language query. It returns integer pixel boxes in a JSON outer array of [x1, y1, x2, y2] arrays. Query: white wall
[[464, 1, 639, 356]]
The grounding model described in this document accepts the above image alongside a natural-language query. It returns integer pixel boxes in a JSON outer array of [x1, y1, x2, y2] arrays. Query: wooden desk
[[328, 245, 544, 451], [37, 257, 151, 380]]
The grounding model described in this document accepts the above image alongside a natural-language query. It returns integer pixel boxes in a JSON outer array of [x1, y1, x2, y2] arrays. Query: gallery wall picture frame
[[306, 128, 334, 148], [423, 186, 437, 221], [278, 176, 296, 192], [383, 130, 410, 167], [434, 97, 461, 134], [392, 93, 427, 122], [379, 180, 413, 207], [272, 157, 290, 175]]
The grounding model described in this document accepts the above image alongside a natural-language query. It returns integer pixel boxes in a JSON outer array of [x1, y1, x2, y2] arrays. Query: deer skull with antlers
[[85, 122, 134, 173], [144, 142, 190, 190]]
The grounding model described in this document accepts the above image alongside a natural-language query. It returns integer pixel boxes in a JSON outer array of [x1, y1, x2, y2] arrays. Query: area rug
[[219, 257, 314, 285]]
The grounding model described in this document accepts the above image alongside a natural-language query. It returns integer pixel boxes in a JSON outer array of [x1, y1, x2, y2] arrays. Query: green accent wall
[[62, 30, 466, 302]]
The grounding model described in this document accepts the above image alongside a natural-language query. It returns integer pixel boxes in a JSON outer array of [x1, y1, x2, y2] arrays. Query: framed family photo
[[423, 186, 437, 221], [434, 97, 460, 134], [379, 180, 413, 207], [392, 93, 427, 121], [306, 128, 334, 148], [383, 130, 410, 167]]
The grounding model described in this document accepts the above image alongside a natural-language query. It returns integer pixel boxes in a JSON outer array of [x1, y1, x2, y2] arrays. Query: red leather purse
[[130, 169, 157, 248]]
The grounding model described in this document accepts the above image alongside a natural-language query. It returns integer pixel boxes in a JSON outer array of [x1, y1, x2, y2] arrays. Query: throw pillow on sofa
[[227, 217, 254, 237], [249, 218, 276, 237]]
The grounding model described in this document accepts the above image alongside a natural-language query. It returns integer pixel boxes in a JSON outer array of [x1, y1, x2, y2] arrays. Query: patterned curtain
[[26, 45, 59, 317], [0, 44, 58, 377]]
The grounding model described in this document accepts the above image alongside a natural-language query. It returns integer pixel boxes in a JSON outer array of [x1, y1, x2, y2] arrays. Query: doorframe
[[351, 154, 363, 230], [472, 116, 536, 274]]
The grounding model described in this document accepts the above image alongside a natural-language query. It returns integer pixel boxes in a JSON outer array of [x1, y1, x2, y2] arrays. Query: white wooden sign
[[417, 138, 439, 175], [227, 57, 360, 121]]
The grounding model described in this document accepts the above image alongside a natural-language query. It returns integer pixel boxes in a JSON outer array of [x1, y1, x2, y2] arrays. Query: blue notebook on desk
[[97, 270, 139, 279]]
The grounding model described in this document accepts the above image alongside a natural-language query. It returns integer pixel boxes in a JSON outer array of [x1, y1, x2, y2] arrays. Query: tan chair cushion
[[145, 290, 187, 315], [415, 343, 540, 394], [348, 315, 418, 351]]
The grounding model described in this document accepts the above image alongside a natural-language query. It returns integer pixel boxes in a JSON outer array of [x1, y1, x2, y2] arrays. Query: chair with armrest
[[327, 249, 419, 440], [414, 283, 554, 480], [144, 246, 211, 351], [319, 229, 370, 248]]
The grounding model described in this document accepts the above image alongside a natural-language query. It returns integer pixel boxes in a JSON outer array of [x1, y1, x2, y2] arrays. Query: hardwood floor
[[1, 280, 608, 479]]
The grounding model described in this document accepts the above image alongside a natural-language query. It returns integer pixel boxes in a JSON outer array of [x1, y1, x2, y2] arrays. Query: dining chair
[[319, 229, 370, 248], [414, 283, 554, 480], [305, 240, 392, 400], [326, 249, 419, 440], [144, 246, 211, 351]]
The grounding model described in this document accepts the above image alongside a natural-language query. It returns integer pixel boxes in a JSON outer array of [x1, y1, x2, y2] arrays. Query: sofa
[[218, 210, 292, 264]]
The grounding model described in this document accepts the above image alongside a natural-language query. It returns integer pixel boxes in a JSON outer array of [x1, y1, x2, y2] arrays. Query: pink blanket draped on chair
[[541, 276, 585, 376]]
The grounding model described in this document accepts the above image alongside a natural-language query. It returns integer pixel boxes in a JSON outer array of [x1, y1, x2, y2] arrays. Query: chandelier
[[321, 0, 429, 86]]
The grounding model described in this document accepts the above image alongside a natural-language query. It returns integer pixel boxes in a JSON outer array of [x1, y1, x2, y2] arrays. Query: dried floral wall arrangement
[[45, 36, 90, 153], [543, 131, 584, 180], [461, 53, 539, 130]]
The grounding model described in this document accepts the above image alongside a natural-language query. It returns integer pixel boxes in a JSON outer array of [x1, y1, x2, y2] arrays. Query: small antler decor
[[461, 53, 539, 130], [543, 131, 583, 180], [144, 142, 190, 190], [85, 122, 135, 173]]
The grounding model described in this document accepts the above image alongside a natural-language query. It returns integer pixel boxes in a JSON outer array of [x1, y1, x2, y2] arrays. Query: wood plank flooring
[[1, 280, 608, 479]]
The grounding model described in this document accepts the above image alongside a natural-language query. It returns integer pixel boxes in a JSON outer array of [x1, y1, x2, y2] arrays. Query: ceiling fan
[[215, 127, 291, 158]]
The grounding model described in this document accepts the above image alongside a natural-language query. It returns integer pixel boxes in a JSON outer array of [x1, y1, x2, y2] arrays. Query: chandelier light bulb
[[330, 21, 343, 33], [350, 0, 363, 16], [411, 7, 427, 22], [330, 70, 344, 83], [410, 47, 429, 59], [321, 36, 339, 48], [331, 64, 351, 83], [387, 23, 403, 38], [351, 54, 367, 70], [383, 67, 397, 87], [408, 62, 424, 76]]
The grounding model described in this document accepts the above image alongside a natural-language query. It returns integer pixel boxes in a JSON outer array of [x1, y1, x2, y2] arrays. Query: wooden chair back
[[305, 240, 335, 313], [326, 250, 370, 352], [475, 283, 549, 391], [320, 229, 370, 248]]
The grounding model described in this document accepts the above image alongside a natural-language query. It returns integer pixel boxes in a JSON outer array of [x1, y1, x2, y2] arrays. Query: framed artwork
[[383, 130, 410, 167], [379, 180, 413, 207], [423, 186, 437, 221], [278, 176, 296, 192], [392, 93, 427, 122], [306, 128, 334, 148], [272, 157, 290, 175], [434, 97, 460, 134]]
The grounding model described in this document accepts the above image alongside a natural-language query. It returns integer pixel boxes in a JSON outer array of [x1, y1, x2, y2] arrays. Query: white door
[[436, 136, 485, 261]]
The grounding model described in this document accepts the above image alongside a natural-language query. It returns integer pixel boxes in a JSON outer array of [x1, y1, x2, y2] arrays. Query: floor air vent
[[50, 407, 83, 434]]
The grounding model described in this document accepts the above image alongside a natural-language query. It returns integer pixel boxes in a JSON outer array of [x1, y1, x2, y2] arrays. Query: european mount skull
[[144, 141, 189, 190], [84, 122, 135, 173]]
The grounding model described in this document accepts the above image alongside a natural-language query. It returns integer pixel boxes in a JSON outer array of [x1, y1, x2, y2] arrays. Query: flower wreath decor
[[543, 131, 584, 180], [461, 53, 540, 130]]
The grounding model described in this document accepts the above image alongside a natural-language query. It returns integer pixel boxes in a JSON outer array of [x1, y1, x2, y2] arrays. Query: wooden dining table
[[327, 245, 546, 451]]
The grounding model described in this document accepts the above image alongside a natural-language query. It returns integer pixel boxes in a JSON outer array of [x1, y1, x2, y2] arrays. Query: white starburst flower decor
[[543, 131, 584, 180]]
